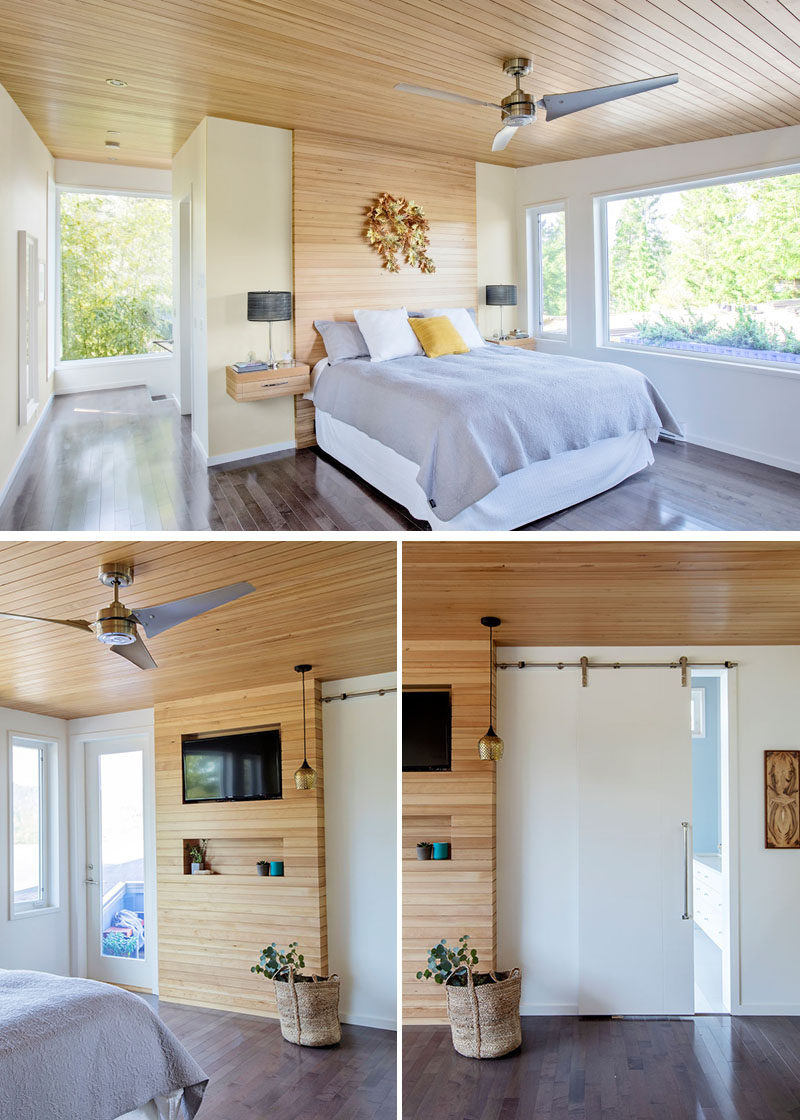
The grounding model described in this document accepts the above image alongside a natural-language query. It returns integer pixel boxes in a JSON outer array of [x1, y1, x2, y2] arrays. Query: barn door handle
[[681, 821, 692, 920]]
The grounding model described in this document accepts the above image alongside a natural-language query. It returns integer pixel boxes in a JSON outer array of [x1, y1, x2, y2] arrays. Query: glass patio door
[[85, 735, 156, 990]]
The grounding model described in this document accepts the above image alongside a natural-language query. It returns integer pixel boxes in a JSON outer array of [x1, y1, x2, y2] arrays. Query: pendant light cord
[[302, 669, 308, 766], [488, 623, 494, 734]]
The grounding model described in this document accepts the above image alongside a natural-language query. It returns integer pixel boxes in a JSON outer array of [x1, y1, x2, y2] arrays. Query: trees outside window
[[604, 171, 800, 362], [59, 191, 173, 362]]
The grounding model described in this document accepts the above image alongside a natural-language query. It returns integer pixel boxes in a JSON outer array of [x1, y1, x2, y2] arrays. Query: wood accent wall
[[155, 679, 325, 1018], [293, 130, 477, 377], [402, 640, 496, 1023]]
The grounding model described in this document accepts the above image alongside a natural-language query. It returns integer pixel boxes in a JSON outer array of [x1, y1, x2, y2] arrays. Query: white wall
[[0, 81, 54, 500], [0, 706, 70, 974], [53, 159, 179, 400], [173, 120, 208, 449], [476, 163, 519, 338], [497, 645, 800, 1016], [205, 118, 294, 463], [515, 125, 800, 473], [322, 674, 397, 1030]]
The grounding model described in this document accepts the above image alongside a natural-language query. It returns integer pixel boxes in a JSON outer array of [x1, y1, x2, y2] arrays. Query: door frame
[[69, 714, 157, 991]]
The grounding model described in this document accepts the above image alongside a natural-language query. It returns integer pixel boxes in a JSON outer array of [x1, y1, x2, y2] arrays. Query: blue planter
[[432, 842, 450, 860], [270, 861, 284, 876]]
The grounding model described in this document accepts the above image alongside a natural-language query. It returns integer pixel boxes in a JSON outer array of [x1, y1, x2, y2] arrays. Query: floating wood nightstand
[[226, 363, 311, 402], [485, 337, 537, 351]]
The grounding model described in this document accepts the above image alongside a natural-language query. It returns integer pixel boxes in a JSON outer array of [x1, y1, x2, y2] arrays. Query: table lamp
[[247, 290, 292, 369]]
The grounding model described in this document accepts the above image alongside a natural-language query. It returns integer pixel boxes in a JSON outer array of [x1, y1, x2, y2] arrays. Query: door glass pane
[[12, 745, 42, 908], [100, 751, 145, 960], [539, 210, 567, 336]]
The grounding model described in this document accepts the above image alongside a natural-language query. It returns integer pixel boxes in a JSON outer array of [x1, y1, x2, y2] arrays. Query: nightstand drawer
[[226, 365, 311, 402], [486, 337, 537, 351]]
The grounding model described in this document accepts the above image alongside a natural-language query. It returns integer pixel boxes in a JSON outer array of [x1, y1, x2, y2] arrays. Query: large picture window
[[527, 203, 567, 339], [58, 190, 173, 363], [10, 737, 57, 916], [602, 169, 800, 366]]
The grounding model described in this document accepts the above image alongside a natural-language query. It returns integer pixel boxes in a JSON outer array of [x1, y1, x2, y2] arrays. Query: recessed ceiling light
[[106, 130, 120, 136], [105, 78, 127, 87], [105, 140, 120, 149]]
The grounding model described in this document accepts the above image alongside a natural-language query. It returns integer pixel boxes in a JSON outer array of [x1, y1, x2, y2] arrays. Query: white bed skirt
[[314, 409, 655, 531], [116, 1089, 184, 1120]]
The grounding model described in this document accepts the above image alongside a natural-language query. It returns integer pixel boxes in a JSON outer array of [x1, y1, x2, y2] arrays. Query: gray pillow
[[314, 319, 369, 365]]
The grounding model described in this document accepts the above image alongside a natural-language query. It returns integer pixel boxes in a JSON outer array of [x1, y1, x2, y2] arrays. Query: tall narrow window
[[58, 190, 173, 363], [11, 739, 54, 915], [527, 204, 567, 339]]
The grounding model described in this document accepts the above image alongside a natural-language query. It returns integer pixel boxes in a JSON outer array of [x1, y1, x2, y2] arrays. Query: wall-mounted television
[[402, 690, 451, 772], [181, 727, 282, 803]]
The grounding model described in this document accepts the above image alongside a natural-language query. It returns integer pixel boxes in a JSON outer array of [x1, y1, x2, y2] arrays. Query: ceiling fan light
[[94, 605, 138, 645], [97, 629, 136, 646]]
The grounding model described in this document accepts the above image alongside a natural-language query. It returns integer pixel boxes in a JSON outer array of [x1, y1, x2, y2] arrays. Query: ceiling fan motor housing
[[501, 89, 536, 126], [94, 603, 138, 645]]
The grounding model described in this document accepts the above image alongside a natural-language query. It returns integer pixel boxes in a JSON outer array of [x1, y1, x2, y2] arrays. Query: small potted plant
[[417, 935, 521, 1059], [251, 941, 340, 1047], [416, 841, 433, 861], [256, 860, 269, 876], [188, 839, 208, 874]]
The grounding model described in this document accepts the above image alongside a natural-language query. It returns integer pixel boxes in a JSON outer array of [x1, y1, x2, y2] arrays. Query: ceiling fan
[[0, 563, 256, 671], [395, 58, 679, 152]]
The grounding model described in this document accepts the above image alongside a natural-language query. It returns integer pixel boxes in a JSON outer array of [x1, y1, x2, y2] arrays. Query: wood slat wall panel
[[0, 540, 395, 719], [155, 679, 327, 1019], [2, 1, 800, 168], [293, 130, 477, 377], [402, 541, 800, 646], [402, 640, 496, 1024]]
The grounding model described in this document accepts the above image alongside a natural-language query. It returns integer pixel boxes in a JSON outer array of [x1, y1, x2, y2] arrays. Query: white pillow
[[423, 307, 486, 349], [353, 307, 423, 362]]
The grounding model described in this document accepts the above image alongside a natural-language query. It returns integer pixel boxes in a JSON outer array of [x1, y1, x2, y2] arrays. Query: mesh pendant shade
[[478, 616, 504, 760], [293, 663, 317, 790], [485, 285, 517, 307], [247, 291, 292, 321]]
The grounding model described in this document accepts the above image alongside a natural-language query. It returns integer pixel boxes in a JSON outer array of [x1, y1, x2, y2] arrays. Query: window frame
[[596, 160, 800, 374], [55, 184, 173, 369], [526, 201, 569, 343], [8, 733, 59, 920]]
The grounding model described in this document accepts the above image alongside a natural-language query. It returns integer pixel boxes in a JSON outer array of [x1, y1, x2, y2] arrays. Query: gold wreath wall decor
[[365, 193, 436, 274]]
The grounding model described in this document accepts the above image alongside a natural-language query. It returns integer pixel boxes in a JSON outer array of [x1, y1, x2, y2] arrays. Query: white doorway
[[84, 733, 157, 991], [178, 194, 193, 417], [691, 670, 732, 1013], [577, 668, 694, 1015]]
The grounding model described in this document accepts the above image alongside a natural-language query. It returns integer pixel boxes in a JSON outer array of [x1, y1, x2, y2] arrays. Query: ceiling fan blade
[[0, 611, 93, 633], [492, 125, 519, 152], [111, 637, 157, 671], [394, 83, 502, 111], [538, 73, 679, 122], [130, 581, 256, 639]]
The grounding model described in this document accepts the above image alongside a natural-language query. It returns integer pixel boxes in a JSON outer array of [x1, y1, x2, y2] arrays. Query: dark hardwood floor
[[152, 998, 396, 1120], [1, 386, 798, 531], [403, 1016, 800, 1120]]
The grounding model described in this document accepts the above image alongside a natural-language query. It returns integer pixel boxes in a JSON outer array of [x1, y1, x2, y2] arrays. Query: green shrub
[[633, 307, 800, 354]]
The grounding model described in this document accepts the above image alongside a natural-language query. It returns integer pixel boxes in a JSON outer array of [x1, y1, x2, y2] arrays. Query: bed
[[309, 344, 681, 531], [0, 969, 208, 1120]]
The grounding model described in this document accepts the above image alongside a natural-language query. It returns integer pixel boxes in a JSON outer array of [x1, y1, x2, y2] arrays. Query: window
[[10, 737, 56, 915], [691, 688, 706, 738], [601, 168, 800, 366], [58, 190, 173, 363], [527, 204, 567, 339]]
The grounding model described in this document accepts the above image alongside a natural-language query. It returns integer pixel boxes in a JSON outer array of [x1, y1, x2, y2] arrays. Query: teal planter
[[270, 861, 284, 876], [432, 842, 450, 860]]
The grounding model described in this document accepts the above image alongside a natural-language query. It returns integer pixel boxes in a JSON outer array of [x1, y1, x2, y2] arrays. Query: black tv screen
[[182, 728, 282, 802], [402, 690, 451, 771]]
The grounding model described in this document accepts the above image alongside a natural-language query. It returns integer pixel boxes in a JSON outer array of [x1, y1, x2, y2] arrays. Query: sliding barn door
[[577, 670, 693, 1015]]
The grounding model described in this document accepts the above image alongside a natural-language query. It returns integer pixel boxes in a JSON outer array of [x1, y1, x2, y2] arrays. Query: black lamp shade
[[485, 284, 517, 307], [247, 290, 292, 322]]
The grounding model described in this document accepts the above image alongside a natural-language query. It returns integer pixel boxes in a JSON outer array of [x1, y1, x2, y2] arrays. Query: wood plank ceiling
[[403, 541, 800, 646], [1, 1, 800, 168], [0, 540, 396, 719]]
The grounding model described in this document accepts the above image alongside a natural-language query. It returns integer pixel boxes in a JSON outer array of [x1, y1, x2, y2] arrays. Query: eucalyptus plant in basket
[[250, 942, 341, 1048]]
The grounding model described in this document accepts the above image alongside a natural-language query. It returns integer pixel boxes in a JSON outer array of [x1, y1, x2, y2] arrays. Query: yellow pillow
[[409, 315, 469, 358]]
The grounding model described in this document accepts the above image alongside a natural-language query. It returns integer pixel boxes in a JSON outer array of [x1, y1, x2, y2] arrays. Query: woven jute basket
[[273, 969, 341, 1047], [445, 967, 522, 1059]]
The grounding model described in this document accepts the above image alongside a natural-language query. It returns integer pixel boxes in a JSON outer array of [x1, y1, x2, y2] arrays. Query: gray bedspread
[[312, 346, 681, 521], [0, 969, 208, 1120]]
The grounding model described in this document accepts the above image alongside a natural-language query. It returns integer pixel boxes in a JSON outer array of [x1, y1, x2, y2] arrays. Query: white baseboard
[[53, 378, 150, 396], [191, 429, 209, 461], [686, 433, 800, 475], [205, 439, 296, 468], [339, 1011, 397, 1031], [0, 392, 54, 507], [520, 1003, 579, 1016], [733, 1002, 800, 1015]]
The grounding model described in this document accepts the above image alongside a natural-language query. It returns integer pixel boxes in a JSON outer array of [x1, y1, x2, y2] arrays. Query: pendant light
[[477, 616, 504, 760], [294, 664, 317, 790]]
